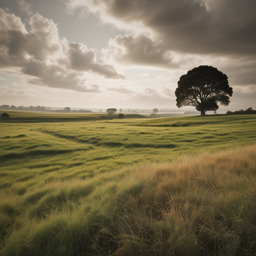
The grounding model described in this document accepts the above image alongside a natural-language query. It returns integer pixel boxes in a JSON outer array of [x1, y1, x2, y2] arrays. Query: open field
[[1, 112, 256, 255]]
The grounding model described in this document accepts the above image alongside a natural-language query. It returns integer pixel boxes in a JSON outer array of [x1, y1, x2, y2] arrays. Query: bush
[[118, 114, 124, 119], [1, 112, 9, 118], [226, 107, 256, 115]]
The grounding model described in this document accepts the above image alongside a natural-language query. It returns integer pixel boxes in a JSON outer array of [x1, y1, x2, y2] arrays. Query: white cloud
[[65, 43, 125, 79], [107, 86, 135, 94], [0, 8, 125, 92]]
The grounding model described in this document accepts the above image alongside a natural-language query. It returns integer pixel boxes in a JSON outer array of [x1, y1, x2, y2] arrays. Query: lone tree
[[106, 108, 117, 117], [153, 108, 158, 114], [64, 107, 71, 112], [175, 66, 233, 116]]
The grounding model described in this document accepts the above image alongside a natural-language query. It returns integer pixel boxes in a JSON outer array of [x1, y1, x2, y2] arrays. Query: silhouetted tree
[[175, 66, 233, 116], [119, 109, 123, 113], [246, 107, 253, 112], [153, 108, 158, 114], [118, 113, 124, 119], [64, 107, 71, 112], [106, 108, 117, 117], [1, 112, 9, 118]]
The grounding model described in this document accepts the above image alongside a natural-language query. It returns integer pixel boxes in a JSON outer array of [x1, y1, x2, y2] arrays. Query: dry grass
[[1, 145, 256, 255]]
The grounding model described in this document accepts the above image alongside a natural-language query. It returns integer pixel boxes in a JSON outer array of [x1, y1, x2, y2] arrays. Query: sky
[[0, 0, 256, 111]]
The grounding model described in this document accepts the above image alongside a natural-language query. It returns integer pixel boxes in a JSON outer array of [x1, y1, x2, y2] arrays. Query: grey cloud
[[108, 87, 135, 94], [27, 67, 100, 93], [23, 59, 100, 92], [0, 10, 61, 67], [22, 59, 47, 77], [17, 0, 33, 15], [67, 43, 125, 79], [0, 8, 27, 32], [0, 8, 125, 92], [221, 58, 256, 86], [76, 0, 256, 56], [106, 34, 180, 69], [64, 0, 256, 89], [162, 87, 175, 98]]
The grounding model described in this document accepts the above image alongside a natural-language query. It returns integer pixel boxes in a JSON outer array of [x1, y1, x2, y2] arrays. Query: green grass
[[0, 111, 148, 123], [1, 112, 256, 255]]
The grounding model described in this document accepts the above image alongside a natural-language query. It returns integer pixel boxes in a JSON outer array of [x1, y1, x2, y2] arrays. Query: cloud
[[218, 57, 256, 86], [131, 87, 173, 108], [64, 0, 256, 89], [17, 0, 33, 16], [108, 86, 135, 94], [65, 43, 125, 79], [0, 11, 62, 67], [68, 0, 256, 57], [162, 87, 175, 98], [0, 8, 124, 92], [227, 86, 256, 110], [104, 34, 180, 69], [22, 59, 100, 92]]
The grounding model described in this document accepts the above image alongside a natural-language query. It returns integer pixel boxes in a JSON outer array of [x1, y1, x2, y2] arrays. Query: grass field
[[1, 111, 256, 255]]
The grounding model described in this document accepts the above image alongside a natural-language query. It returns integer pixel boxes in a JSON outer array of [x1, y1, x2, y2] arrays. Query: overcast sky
[[0, 0, 255, 111]]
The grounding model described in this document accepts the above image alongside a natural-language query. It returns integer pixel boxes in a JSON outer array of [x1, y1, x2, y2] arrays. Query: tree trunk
[[201, 110, 205, 116]]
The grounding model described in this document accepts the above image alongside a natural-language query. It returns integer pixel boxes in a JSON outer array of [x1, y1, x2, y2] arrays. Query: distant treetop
[[106, 108, 117, 117]]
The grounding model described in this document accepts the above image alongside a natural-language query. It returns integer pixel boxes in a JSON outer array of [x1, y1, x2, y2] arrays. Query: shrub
[[1, 112, 9, 118], [118, 114, 124, 119]]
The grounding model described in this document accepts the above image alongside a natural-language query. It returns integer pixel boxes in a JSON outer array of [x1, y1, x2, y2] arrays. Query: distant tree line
[[0, 105, 93, 113], [0, 105, 46, 111], [226, 107, 256, 115]]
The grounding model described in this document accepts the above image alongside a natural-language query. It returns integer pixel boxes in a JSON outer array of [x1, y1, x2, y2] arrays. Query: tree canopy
[[64, 107, 71, 112], [175, 66, 233, 116], [1, 112, 9, 118], [106, 108, 117, 117], [153, 108, 158, 114]]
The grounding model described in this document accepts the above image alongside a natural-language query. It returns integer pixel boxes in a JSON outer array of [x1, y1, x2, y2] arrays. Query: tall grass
[[1, 113, 256, 255], [1, 145, 256, 255]]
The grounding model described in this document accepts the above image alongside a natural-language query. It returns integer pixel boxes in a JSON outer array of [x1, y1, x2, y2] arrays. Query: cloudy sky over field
[[0, 0, 255, 110]]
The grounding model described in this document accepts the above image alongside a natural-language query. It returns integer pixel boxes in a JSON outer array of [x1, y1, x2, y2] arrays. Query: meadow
[[1, 111, 256, 255]]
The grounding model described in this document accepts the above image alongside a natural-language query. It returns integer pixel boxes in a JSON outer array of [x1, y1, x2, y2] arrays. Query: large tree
[[175, 66, 233, 116]]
